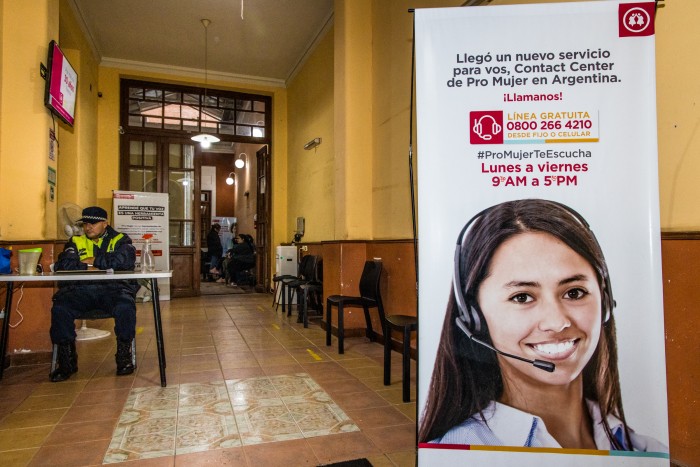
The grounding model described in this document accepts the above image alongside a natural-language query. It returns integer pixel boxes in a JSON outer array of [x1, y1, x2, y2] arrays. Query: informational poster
[[112, 191, 170, 301], [415, 2, 668, 466]]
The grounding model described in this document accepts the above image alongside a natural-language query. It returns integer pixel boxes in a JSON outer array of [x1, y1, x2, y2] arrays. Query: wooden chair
[[325, 260, 384, 354]]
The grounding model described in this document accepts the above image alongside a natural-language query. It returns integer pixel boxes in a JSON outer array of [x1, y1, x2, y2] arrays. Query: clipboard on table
[[53, 269, 108, 275]]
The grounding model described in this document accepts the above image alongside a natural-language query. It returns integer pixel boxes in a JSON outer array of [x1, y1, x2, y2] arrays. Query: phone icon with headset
[[470, 110, 503, 144]]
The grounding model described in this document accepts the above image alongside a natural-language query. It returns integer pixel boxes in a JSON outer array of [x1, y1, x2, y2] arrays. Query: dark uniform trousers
[[50, 286, 136, 344]]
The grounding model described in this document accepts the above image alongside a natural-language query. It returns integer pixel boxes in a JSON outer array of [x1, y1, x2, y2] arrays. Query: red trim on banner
[[418, 442, 471, 450]]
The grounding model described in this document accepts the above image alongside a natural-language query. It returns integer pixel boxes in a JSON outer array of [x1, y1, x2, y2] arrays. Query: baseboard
[[7, 350, 52, 367]]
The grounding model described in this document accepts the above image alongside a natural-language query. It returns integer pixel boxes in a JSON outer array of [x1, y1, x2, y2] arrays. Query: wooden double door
[[121, 136, 273, 297]]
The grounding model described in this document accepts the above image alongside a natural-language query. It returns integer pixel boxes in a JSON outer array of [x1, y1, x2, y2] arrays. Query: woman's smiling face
[[477, 231, 602, 387]]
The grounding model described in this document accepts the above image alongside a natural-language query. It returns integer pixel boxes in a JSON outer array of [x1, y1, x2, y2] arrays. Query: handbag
[[0, 247, 11, 274]]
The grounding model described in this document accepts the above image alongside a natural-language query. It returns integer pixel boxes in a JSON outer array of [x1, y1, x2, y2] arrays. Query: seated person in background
[[50, 206, 139, 382], [217, 224, 238, 283], [226, 234, 256, 286], [206, 223, 223, 275]]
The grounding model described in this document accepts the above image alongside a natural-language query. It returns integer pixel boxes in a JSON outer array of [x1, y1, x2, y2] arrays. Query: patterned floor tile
[[104, 374, 359, 462]]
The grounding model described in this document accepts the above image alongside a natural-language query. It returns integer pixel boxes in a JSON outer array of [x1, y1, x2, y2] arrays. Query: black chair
[[326, 260, 384, 354], [282, 255, 320, 317], [297, 261, 323, 328], [272, 252, 302, 309], [383, 314, 417, 402], [50, 309, 136, 373]]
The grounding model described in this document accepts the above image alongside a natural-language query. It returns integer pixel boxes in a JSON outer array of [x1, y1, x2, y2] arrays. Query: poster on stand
[[112, 191, 170, 301], [415, 2, 668, 466]]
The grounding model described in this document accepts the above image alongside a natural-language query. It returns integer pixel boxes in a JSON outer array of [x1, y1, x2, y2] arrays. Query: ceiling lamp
[[225, 172, 236, 185], [191, 19, 220, 149], [234, 153, 248, 169]]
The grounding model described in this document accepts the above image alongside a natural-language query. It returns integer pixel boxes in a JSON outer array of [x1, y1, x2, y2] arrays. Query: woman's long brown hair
[[418, 199, 631, 449]]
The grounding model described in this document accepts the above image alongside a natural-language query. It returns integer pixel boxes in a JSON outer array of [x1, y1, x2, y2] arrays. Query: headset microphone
[[455, 315, 555, 372], [453, 217, 555, 373]]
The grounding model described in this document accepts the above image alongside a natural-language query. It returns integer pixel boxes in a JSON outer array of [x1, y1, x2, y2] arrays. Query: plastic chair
[[273, 254, 306, 311], [383, 314, 417, 402], [50, 309, 136, 373], [282, 255, 320, 317], [326, 260, 384, 354], [297, 261, 323, 327]]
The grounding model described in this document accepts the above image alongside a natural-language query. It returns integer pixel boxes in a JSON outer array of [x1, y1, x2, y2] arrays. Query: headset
[[472, 114, 502, 141], [452, 200, 615, 372]]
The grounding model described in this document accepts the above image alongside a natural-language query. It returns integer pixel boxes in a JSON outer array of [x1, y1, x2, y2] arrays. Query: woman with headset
[[419, 199, 667, 452]]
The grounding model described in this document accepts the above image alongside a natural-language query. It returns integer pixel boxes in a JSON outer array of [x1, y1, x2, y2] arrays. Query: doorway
[[199, 142, 269, 292], [119, 79, 272, 297]]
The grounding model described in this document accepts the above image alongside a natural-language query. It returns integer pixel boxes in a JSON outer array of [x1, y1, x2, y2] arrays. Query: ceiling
[[69, 0, 334, 86]]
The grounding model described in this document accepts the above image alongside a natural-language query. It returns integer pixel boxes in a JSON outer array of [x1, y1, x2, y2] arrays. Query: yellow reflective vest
[[71, 233, 124, 261]]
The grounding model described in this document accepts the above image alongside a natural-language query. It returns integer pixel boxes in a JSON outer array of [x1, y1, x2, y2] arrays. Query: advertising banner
[[112, 191, 170, 300], [415, 2, 668, 465]]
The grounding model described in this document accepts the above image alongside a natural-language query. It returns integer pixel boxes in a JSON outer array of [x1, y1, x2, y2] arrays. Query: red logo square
[[619, 2, 655, 37], [470, 111, 503, 145]]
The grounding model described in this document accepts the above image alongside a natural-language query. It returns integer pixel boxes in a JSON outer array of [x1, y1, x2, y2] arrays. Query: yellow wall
[[56, 0, 100, 228], [287, 26, 335, 242], [0, 0, 58, 240], [370, 0, 461, 239], [287, 0, 700, 247], [483, 0, 699, 232], [656, 1, 700, 231], [334, 0, 374, 240], [0, 0, 698, 242]]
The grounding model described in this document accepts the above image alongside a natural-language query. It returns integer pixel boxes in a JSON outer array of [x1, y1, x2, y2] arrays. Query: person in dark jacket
[[206, 223, 223, 275], [226, 234, 256, 285], [50, 206, 138, 382]]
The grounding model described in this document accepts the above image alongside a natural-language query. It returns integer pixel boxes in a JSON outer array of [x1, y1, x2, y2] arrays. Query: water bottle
[[141, 239, 156, 273]]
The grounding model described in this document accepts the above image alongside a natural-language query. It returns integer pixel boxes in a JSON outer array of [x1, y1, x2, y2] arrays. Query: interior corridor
[[0, 292, 417, 466]]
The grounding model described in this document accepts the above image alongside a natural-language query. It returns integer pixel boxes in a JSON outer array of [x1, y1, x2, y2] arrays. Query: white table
[[0, 270, 173, 386]]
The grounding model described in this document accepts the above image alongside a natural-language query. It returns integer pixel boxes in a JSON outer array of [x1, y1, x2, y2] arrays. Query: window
[[124, 80, 269, 140]]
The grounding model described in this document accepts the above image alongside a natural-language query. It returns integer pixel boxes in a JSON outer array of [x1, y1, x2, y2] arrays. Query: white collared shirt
[[433, 400, 667, 453]]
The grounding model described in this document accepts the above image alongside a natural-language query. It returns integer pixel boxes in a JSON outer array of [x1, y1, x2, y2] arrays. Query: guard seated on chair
[[50, 206, 139, 382]]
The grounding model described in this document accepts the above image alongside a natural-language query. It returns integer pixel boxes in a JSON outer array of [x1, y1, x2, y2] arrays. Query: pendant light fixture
[[191, 19, 220, 149]]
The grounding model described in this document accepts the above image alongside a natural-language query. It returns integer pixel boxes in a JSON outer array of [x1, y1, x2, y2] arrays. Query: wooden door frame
[[119, 134, 201, 297], [255, 145, 271, 292]]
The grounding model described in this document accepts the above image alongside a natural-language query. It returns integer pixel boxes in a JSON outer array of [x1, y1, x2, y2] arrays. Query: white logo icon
[[623, 7, 651, 34]]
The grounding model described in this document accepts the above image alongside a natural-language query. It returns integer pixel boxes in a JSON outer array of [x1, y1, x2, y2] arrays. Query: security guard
[[50, 206, 139, 382]]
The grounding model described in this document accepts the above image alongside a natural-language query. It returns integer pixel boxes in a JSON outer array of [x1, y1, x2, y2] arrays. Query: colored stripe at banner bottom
[[504, 138, 600, 144], [417, 443, 670, 459]]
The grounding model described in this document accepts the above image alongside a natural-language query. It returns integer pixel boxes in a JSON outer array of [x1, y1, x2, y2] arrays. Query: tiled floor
[[0, 293, 417, 466]]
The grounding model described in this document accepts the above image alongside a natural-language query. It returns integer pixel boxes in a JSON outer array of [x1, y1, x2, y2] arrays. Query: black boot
[[115, 340, 135, 376], [50, 341, 78, 382]]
